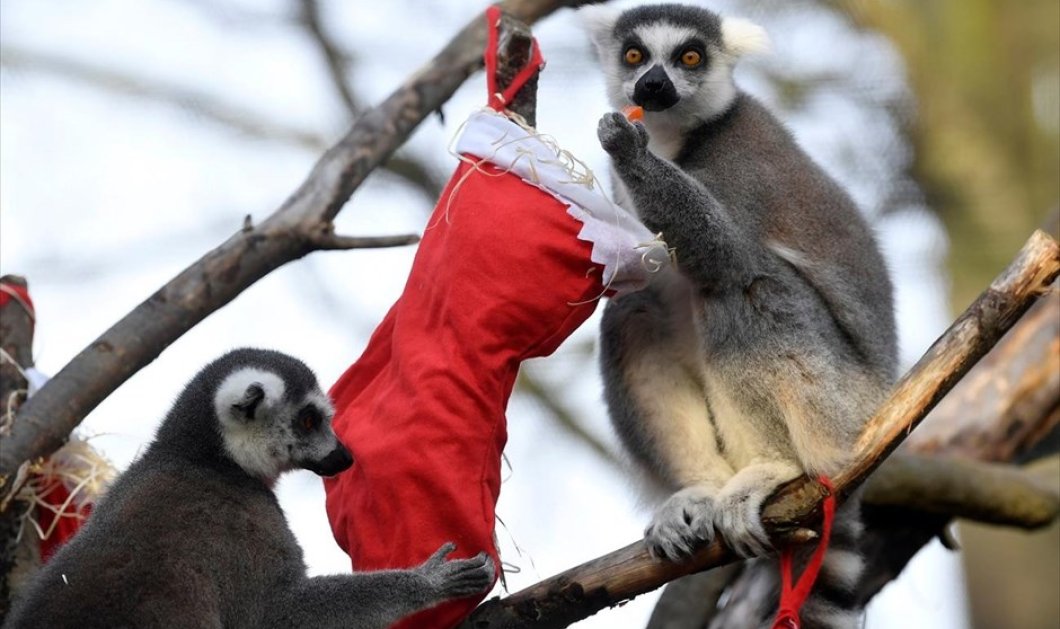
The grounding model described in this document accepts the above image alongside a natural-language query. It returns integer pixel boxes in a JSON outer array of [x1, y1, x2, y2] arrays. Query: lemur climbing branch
[[461, 230, 1060, 629]]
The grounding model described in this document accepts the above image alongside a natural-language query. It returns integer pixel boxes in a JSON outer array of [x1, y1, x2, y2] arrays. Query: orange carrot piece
[[622, 105, 644, 122]]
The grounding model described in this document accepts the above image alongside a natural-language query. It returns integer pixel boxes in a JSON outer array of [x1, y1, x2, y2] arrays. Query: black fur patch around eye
[[621, 39, 649, 64], [294, 405, 323, 434], [671, 41, 707, 68]]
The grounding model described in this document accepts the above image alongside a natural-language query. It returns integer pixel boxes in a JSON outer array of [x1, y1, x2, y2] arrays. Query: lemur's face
[[214, 365, 353, 482], [613, 23, 723, 113], [581, 4, 768, 123]]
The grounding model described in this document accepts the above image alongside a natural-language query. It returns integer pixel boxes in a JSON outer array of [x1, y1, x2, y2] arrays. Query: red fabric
[[324, 161, 606, 628], [484, 6, 544, 112], [0, 281, 35, 317], [773, 476, 837, 629], [36, 479, 91, 563]]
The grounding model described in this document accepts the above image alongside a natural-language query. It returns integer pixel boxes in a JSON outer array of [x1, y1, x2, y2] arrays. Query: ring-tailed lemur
[[5, 349, 494, 629], [581, 5, 897, 628]]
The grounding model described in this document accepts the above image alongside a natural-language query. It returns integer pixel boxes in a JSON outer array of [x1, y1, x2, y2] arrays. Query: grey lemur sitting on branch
[[581, 4, 897, 627], [5, 349, 494, 629]]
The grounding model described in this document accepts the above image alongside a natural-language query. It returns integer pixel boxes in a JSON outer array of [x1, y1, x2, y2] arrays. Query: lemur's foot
[[713, 484, 773, 558], [597, 112, 649, 162], [645, 486, 717, 562]]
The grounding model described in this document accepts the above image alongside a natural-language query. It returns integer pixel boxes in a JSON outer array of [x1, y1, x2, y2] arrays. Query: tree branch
[[461, 230, 1060, 628], [864, 453, 1059, 529], [909, 281, 1060, 463], [298, 0, 360, 116], [0, 45, 326, 150], [0, 0, 602, 483], [304, 228, 420, 251], [0, 45, 443, 201], [518, 371, 624, 470]]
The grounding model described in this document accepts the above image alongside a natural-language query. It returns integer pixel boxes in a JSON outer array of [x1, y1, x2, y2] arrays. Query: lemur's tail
[[708, 497, 865, 629]]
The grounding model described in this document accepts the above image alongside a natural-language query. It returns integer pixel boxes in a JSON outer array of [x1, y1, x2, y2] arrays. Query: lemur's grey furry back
[[5, 348, 494, 629], [581, 4, 896, 628]]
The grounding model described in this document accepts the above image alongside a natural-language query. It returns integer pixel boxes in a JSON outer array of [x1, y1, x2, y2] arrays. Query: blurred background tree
[[826, 2, 1059, 627], [832, 0, 1060, 309]]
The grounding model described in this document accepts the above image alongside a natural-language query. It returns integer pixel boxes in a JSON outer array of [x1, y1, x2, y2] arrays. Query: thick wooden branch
[[909, 281, 1060, 462], [850, 279, 1060, 604], [0, 0, 601, 483], [462, 230, 1060, 628], [863, 453, 1058, 529]]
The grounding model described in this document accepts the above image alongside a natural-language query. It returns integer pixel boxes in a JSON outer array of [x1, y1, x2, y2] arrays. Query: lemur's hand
[[416, 542, 495, 599], [645, 485, 717, 562], [713, 484, 773, 558], [598, 112, 649, 163]]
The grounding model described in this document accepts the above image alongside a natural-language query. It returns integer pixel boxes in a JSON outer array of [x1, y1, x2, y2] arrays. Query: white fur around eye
[[633, 24, 700, 58], [721, 17, 771, 57]]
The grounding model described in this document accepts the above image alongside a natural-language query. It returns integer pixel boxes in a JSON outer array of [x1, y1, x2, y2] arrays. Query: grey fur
[[583, 4, 895, 628], [4, 348, 493, 629]]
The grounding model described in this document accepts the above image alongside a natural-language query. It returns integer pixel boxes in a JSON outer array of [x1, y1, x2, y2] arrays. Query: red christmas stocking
[[324, 12, 668, 627]]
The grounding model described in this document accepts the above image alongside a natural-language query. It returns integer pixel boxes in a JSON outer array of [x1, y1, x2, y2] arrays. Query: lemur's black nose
[[633, 65, 680, 112], [640, 67, 665, 92], [305, 444, 354, 477], [642, 65, 668, 93]]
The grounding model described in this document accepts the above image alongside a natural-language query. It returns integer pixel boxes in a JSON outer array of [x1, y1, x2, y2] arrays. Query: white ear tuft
[[721, 17, 771, 57], [578, 4, 621, 51]]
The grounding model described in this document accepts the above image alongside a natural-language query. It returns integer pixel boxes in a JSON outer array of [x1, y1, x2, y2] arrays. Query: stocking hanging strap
[[483, 5, 545, 111], [773, 475, 837, 629]]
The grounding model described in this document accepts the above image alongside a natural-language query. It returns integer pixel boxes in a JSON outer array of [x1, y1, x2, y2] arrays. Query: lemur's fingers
[[645, 486, 717, 562], [597, 112, 644, 158], [423, 541, 457, 567], [436, 554, 495, 597], [632, 120, 649, 147], [714, 489, 772, 558]]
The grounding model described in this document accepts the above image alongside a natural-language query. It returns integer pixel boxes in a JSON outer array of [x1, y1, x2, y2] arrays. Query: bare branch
[[909, 282, 1060, 463], [0, 45, 444, 201], [461, 230, 1060, 628], [865, 453, 1059, 529], [0, 46, 326, 150], [298, 0, 360, 116], [0, 1, 602, 482], [518, 371, 624, 470], [309, 232, 421, 250]]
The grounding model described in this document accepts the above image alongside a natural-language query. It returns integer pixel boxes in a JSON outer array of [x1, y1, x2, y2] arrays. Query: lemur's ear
[[232, 383, 265, 421], [721, 17, 771, 57], [578, 4, 621, 54]]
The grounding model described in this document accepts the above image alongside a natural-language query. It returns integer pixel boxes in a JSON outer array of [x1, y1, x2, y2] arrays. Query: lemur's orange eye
[[624, 47, 644, 65], [299, 408, 321, 432], [680, 49, 702, 67]]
